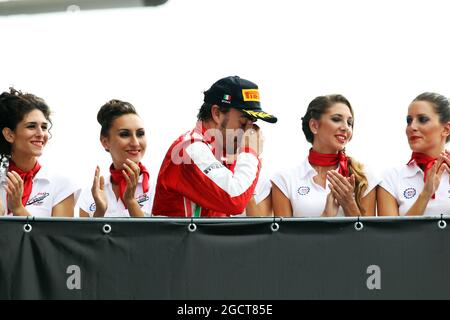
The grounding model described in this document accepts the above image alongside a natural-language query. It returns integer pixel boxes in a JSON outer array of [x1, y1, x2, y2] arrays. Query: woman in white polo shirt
[[78, 99, 153, 218], [377, 92, 449, 216], [271, 94, 379, 217], [0, 88, 79, 217]]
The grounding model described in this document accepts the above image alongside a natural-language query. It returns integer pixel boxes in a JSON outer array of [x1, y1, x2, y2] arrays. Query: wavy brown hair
[[0, 88, 52, 167], [301, 94, 368, 214]]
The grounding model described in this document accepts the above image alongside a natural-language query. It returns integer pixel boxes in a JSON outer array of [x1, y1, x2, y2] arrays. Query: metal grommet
[[354, 221, 364, 231], [188, 223, 197, 233], [438, 220, 447, 229], [23, 224, 32, 233], [271, 222, 279, 232], [102, 224, 112, 234]]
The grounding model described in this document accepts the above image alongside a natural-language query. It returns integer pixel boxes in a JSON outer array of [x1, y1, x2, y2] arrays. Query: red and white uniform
[[152, 125, 261, 217]]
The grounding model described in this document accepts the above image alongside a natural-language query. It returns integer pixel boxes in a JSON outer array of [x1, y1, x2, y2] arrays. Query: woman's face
[[101, 114, 147, 169], [5, 109, 49, 159], [311, 102, 353, 153], [406, 100, 448, 155]]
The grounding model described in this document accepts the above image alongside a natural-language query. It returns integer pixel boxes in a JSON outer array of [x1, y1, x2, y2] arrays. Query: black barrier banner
[[1, 217, 450, 299]]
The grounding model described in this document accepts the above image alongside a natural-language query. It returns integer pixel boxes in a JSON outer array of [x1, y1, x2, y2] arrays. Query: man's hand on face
[[241, 124, 264, 156]]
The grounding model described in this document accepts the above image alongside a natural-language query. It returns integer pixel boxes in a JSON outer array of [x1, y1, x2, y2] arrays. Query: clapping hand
[[122, 159, 140, 208], [91, 166, 108, 217], [322, 189, 340, 217], [5, 171, 26, 215], [121, 159, 145, 217], [326, 170, 360, 215], [423, 155, 449, 198]]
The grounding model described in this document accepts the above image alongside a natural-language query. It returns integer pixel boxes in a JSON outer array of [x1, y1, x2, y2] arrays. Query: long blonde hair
[[348, 156, 368, 214]]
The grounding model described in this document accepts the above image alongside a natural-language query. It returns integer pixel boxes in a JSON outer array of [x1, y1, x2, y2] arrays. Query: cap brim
[[242, 109, 278, 123]]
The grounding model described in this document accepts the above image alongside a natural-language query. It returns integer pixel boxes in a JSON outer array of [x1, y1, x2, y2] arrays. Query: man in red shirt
[[152, 76, 277, 217]]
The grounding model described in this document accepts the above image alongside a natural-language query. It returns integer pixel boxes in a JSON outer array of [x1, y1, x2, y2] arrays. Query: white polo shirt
[[234, 170, 272, 217], [379, 161, 450, 216], [0, 166, 81, 217], [271, 157, 380, 217], [77, 172, 154, 217], [254, 173, 271, 205]]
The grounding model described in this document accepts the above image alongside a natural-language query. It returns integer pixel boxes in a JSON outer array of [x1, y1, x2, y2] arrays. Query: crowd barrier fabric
[[0, 216, 449, 299]]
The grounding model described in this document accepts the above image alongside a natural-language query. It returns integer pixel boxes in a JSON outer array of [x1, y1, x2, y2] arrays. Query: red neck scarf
[[308, 148, 349, 177], [8, 161, 41, 206], [407, 152, 437, 180], [109, 162, 149, 208], [407, 152, 439, 199]]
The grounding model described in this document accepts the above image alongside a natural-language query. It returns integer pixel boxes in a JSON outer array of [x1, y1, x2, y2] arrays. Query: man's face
[[219, 108, 256, 155]]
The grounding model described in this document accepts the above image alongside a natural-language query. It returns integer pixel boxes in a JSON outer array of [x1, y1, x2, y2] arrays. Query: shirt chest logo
[[297, 186, 310, 196], [89, 202, 96, 212], [89, 194, 149, 211], [136, 194, 150, 207], [27, 192, 50, 206], [403, 188, 417, 199]]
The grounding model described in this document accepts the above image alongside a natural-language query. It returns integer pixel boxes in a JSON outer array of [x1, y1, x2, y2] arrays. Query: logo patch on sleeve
[[203, 163, 224, 175]]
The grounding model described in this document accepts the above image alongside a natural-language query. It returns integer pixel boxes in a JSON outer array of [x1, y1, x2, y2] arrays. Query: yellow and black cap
[[203, 76, 277, 123]]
